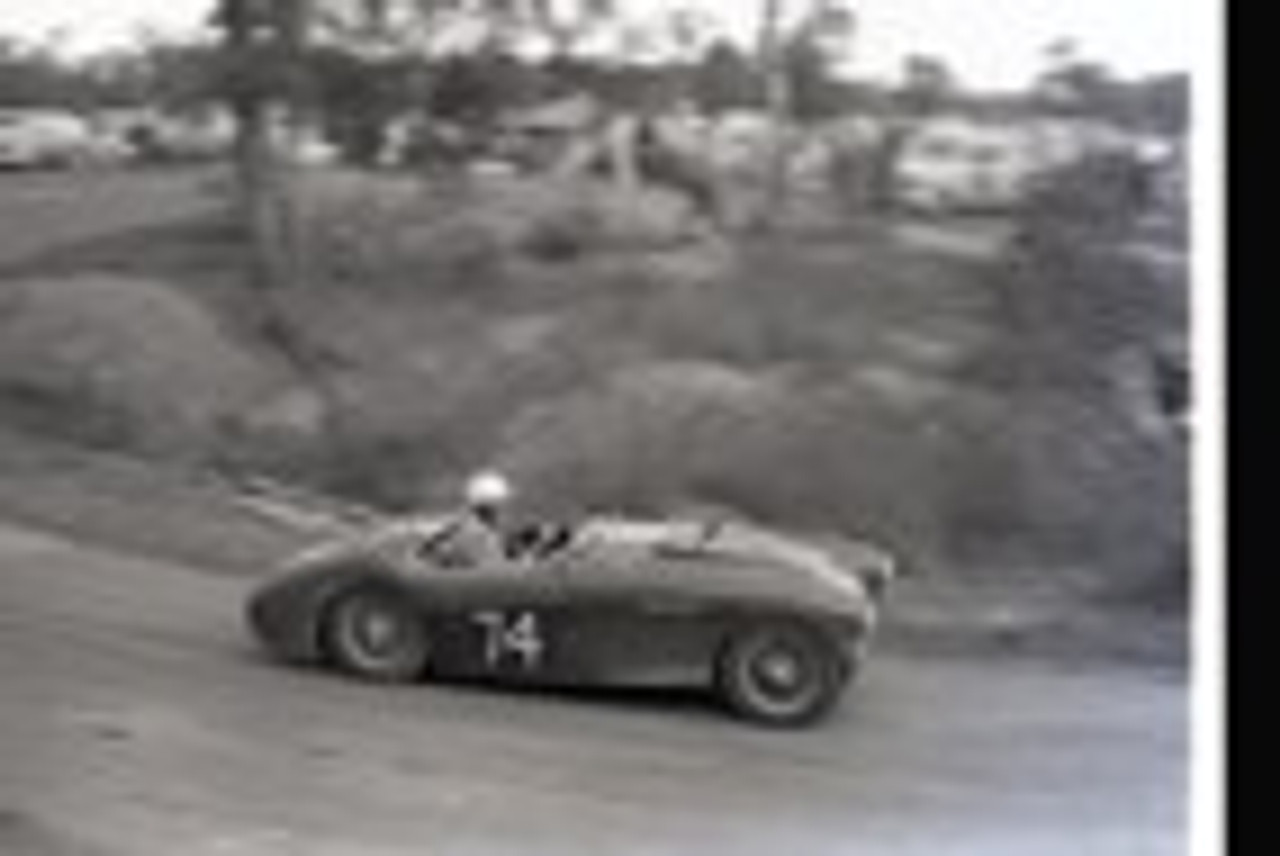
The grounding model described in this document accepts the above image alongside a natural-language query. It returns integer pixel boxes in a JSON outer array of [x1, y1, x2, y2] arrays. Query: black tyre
[[322, 588, 429, 682], [717, 622, 847, 727]]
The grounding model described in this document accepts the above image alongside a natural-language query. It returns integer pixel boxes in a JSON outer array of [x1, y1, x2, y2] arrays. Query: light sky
[[0, 0, 1199, 90]]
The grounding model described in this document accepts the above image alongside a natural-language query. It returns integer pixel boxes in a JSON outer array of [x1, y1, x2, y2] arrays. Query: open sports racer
[[247, 512, 896, 727]]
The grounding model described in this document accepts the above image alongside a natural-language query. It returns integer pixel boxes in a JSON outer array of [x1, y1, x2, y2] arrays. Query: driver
[[428, 471, 516, 569]]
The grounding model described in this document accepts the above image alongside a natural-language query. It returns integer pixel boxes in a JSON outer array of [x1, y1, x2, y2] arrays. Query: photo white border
[[1190, 0, 1225, 850]]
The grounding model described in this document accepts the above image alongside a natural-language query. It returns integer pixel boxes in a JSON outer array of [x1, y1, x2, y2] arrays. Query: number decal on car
[[472, 610, 545, 669]]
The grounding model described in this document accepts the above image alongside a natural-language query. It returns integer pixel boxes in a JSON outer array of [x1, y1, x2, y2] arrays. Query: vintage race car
[[246, 513, 896, 726]]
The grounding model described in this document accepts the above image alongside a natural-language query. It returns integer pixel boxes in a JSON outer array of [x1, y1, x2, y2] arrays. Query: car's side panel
[[546, 596, 730, 687], [547, 597, 868, 690], [406, 547, 730, 689], [401, 564, 572, 683], [545, 543, 740, 688]]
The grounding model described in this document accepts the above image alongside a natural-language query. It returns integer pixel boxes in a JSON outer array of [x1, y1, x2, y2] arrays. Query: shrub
[[297, 179, 509, 294], [1018, 151, 1157, 243], [0, 275, 278, 460], [494, 363, 950, 563], [950, 152, 1191, 602]]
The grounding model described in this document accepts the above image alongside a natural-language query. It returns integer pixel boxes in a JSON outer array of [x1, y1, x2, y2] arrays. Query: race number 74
[[472, 610, 545, 669]]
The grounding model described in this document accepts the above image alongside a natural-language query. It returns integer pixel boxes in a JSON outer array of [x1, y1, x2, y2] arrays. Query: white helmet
[[464, 471, 513, 509]]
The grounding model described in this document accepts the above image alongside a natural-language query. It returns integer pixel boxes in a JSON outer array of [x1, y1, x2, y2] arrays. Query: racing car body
[[247, 514, 896, 726]]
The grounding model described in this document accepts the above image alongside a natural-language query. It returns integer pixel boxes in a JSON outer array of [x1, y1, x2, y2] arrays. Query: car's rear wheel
[[322, 588, 429, 683], [717, 622, 847, 727]]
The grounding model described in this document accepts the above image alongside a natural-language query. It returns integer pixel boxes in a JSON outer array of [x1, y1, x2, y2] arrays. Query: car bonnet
[[714, 526, 875, 604]]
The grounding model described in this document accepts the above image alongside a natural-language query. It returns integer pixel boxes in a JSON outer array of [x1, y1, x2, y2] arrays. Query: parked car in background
[[127, 109, 235, 164], [0, 109, 100, 169], [895, 120, 1040, 214], [85, 108, 160, 166]]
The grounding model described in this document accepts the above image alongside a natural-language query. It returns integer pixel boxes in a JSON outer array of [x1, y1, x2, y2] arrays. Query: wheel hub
[[357, 611, 399, 655], [754, 648, 805, 695]]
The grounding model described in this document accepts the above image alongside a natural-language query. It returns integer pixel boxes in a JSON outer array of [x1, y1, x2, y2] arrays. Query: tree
[[747, 0, 858, 229], [212, 0, 312, 288], [782, 32, 840, 121], [693, 39, 760, 114], [309, 47, 412, 164], [0, 38, 94, 107], [1125, 72, 1189, 135], [1034, 40, 1125, 119], [0, 35, 229, 112], [787, 0, 856, 122], [899, 54, 954, 117], [756, 0, 791, 119], [210, 0, 363, 460], [428, 47, 542, 127], [89, 38, 227, 114]]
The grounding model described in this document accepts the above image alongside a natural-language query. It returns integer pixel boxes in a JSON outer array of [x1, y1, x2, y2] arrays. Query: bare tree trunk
[[232, 100, 292, 294], [222, 0, 281, 294], [222, 0, 346, 457], [756, 0, 793, 233]]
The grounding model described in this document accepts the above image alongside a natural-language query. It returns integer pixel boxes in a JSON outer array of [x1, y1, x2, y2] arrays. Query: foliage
[[782, 36, 843, 122], [307, 48, 413, 164], [0, 39, 156, 108], [0, 275, 278, 459], [955, 151, 1189, 592], [898, 54, 955, 117], [692, 40, 761, 114], [976, 151, 1183, 402], [1018, 151, 1158, 247], [0, 158, 1189, 613], [428, 49, 546, 127], [1034, 42, 1189, 133]]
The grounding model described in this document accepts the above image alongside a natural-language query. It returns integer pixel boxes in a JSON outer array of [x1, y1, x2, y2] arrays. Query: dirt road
[[0, 521, 1185, 856]]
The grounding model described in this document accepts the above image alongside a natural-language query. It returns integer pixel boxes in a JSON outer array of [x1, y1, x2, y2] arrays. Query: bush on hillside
[[951, 153, 1190, 603], [298, 182, 508, 294], [0, 276, 278, 459], [494, 362, 952, 563], [293, 172, 710, 294]]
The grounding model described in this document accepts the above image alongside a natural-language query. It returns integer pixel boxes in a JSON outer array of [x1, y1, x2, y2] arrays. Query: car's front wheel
[[322, 588, 429, 683], [717, 622, 847, 727]]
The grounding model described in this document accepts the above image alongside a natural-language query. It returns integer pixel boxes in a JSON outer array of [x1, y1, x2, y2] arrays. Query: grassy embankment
[[0, 167, 1188, 662]]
